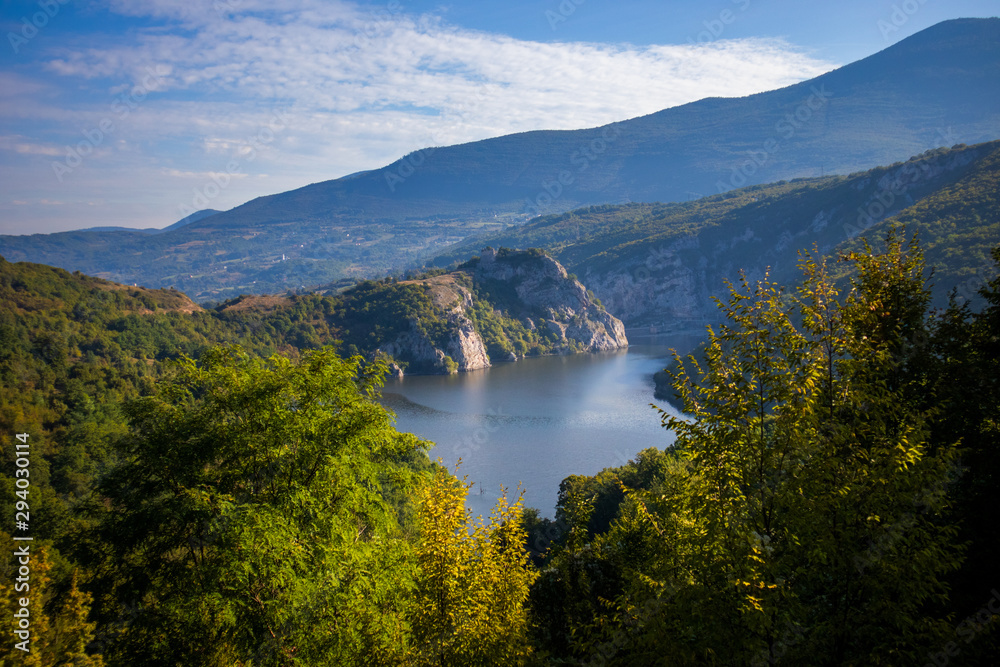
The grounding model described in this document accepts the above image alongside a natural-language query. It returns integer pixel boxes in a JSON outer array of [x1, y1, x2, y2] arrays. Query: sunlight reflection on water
[[380, 338, 699, 518]]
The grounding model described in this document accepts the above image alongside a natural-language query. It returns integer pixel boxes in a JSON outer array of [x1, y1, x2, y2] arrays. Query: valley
[[1, 13, 998, 665]]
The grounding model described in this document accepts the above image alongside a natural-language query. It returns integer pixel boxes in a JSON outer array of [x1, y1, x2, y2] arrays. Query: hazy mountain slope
[[431, 141, 1000, 329], [209, 18, 1000, 223], [159, 209, 222, 232], [75, 209, 221, 235], [1, 19, 998, 300]]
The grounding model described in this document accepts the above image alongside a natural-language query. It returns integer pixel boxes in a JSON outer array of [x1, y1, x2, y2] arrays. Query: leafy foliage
[[83, 347, 428, 665], [409, 467, 537, 665], [1, 229, 998, 664], [530, 230, 993, 664]]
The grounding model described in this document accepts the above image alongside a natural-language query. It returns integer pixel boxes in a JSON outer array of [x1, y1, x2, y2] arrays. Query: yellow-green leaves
[[409, 466, 537, 666]]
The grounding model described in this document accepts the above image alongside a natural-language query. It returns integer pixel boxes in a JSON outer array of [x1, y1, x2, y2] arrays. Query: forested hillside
[[0, 230, 997, 664], [2, 19, 997, 300], [432, 141, 1000, 329]]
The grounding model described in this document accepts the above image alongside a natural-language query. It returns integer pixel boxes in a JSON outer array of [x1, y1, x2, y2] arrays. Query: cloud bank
[[0, 0, 836, 232]]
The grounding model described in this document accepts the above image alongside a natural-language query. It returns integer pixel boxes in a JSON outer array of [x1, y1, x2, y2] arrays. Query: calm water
[[380, 337, 700, 518]]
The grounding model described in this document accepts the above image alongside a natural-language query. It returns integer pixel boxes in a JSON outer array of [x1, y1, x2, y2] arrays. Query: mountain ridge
[[429, 140, 1000, 329], [1, 18, 998, 299]]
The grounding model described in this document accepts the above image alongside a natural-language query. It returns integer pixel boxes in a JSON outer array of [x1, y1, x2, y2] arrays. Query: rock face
[[476, 247, 628, 351], [376, 280, 491, 375], [578, 145, 993, 332], [377, 248, 628, 375], [582, 234, 709, 331]]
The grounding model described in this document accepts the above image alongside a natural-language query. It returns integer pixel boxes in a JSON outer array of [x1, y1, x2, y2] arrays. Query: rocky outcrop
[[447, 313, 491, 370], [377, 248, 628, 375], [378, 328, 453, 374], [476, 247, 629, 352], [377, 281, 492, 375]]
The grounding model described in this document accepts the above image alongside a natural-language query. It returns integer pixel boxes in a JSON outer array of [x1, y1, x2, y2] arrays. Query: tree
[[790, 234, 959, 663], [595, 229, 961, 663], [85, 345, 428, 666], [408, 465, 537, 666], [927, 246, 1000, 660], [0, 539, 103, 666], [652, 268, 815, 663]]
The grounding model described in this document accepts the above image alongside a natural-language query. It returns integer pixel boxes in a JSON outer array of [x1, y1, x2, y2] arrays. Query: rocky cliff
[[376, 275, 491, 375], [475, 247, 628, 352], [377, 248, 628, 375], [432, 142, 1000, 334], [581, 143, 990, 331]]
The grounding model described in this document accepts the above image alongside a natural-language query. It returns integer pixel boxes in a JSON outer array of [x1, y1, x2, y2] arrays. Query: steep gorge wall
[[379, 248, 628, 375]]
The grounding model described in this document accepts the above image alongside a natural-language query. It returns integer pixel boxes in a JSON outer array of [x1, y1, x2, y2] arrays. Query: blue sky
[[0, 0, 996, 234]]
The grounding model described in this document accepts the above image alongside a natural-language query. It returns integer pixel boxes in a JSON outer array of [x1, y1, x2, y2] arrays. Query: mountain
[[1, 18, 998, 299], [160, 208, 222, 232], [431, 141, 1000, 329], [75, 209, 221, 235], [0, 248, 623, 380]]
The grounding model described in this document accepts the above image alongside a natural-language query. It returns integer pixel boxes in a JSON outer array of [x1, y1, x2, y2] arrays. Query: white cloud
[[161, 168, 250, 179], [41, 1, 834, 144], [0, 136, 63, 156], [0, 0, 837, 233]]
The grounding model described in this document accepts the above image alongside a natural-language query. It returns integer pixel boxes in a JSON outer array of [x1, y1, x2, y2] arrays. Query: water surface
[[381, 337, 699, 518]]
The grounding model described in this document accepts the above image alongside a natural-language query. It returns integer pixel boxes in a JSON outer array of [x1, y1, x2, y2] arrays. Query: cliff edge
[[378, 248, 628, 375]]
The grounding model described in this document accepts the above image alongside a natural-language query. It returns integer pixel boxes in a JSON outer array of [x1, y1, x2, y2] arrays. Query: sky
[[0, 0, 997, 235]]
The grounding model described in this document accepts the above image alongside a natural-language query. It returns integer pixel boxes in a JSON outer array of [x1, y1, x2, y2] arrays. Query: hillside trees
[[82, 346, 430, 665], [79, 344, 546, 666], [530, 229, 965, 663]]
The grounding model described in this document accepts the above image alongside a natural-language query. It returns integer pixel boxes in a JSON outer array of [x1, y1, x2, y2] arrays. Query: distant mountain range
[[76, 209, 222, 235], [432, 141, 1000, 329], [1, 18, 998, 300]]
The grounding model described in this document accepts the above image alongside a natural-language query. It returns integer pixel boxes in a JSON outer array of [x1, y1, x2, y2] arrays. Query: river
[[380, 336, 701, 519]]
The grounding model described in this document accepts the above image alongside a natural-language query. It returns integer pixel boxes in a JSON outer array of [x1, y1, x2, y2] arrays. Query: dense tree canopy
[[0, 231, 997, 664]]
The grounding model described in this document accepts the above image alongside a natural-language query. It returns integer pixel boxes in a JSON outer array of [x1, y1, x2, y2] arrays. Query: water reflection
[[381, 337, 700, 518]]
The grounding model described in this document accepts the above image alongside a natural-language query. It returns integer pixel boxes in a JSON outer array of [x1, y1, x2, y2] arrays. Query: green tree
[[789, 235, 959, 663], [651, 268, 814, 663], [409, 466, 537, 666], [573, 230, 962, 663], [85, 345, 428, 666], [0, 540, 103, 666], [927, 246, 1000, 660]]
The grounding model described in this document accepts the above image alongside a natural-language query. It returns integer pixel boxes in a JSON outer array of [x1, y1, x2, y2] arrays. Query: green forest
[[0, 227, 998, 664], [431, 141, 1000, 326]]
